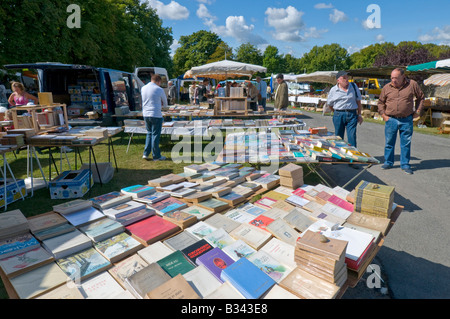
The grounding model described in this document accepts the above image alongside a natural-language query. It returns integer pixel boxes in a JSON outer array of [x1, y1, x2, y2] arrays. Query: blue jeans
[[384, 115, 413, 169], [333, 110, 358, 147], [258, 98, 267, 112], [143, 117, 163, 159]]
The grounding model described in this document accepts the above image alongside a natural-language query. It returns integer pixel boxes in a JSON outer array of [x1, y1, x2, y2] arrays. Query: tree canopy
[[0, 0, 173, 74]]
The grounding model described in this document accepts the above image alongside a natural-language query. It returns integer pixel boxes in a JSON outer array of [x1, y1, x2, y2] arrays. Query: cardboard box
[[0, 179, 27, 208], [49, 169, 93, 199]]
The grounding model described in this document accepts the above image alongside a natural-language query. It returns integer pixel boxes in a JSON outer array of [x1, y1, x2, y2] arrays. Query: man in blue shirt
[[256, 76, 268, 112], [141, 74, 168, 161], [327, 71, 363, 148]]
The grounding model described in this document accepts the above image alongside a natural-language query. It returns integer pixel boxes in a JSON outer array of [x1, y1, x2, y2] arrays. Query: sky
[[143, 0, 450, 59]]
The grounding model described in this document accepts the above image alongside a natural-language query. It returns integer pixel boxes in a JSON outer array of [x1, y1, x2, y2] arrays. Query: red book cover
[[248, 215, 275, 232], [292, 188, 306, 197], [327, 195, 354, 212], [125, 215, 180, 245]]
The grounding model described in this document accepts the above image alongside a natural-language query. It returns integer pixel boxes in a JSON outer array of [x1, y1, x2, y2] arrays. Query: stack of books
[[295, 230, 348, 287], [353, 180, 395, 218], [278, 163, 303, 189]]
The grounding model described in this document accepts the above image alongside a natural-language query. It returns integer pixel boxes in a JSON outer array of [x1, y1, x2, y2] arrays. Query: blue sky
[[144, 0, 450, 58]]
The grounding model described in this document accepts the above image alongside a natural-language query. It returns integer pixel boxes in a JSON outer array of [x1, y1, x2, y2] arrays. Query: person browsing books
[[274, 74, 289, 111], [8, 81, 39, 106], [141, 74, 168, 161], [326, 71, 363, 148], [377, 68, 425, 175]]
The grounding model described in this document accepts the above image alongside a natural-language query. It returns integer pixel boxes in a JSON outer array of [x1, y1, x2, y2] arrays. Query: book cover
[[120, 185, 155, 198], [163, 231, 200, 251], [327, 195, 354, 212], [150, 197, 188, 215], [266, 218, 300, 246], [0, 209, 29, 240], [181, 239, 214, 264], [254, 197, 278, 209], [125, 215, 180, 245], [197, 198, 230, 213], [137, 241, 175, 264], [203, 213, 240, 233], [81, 271, 125, 299], [0, 246, 54, 278], [162, 210, 197, 228], [94, 232, 143, 263], [32, 223, 76, 241], [221, 239, 256, 261], [27, 211, 67, 234], [147, 274, 200, 299], [42, 229, 92, 259], [56, 247, 112, 281], [9, 262, 69, 299], [90, 191, 132, 210], [134, 192, 170, 204], [0, 233, 40, 259], [115, 208, 156, 226], [124, 263, 171, 299], [220, 257, 276, 299], [79, 218, 124, 242], [204, 228, 236, 249], [186, 221, 217, 240], [196, 247, 235, 283], [249, 215, 275, 232], [52, 199, 93, 215], [61, 206, 105, 227], [181, 205, 215, 221], [182, 265, 223, 298], [108, 254, 148, 289], [157, 250, 196, 277], [248, 250, 292, 283], [229, 224, 272, 250], [103, 201, 146, 219], [260, 237, 297, 269]]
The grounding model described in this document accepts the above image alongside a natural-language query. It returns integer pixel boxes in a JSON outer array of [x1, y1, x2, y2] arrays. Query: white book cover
[[81, 271, 125, 299], [248, 250, 293, 283], [229, 224, 272, 250], [224, 209, 255, 224], [102, 201, 146, 219], [42, 229, 92, 259], [301, 220, 375, 261], [286, 195, 310, 207], [186, 221, 217, 240], [62, 206, 105, 227], [204, 228, 236, 249], [137, 241, 175, 264], [260, 238, 297, 269], [183, 265, 222, 298], [222, 239, 256, 261], [204, 281, 245, 299], [320, 203, 352, 220]]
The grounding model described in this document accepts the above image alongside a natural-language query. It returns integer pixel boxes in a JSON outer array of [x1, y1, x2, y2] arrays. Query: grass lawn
[[0, 130, 322, 299]]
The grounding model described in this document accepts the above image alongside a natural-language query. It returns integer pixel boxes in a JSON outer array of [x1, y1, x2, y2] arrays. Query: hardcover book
[[220, 257, 276, 299], [196, 247, 235, 283]]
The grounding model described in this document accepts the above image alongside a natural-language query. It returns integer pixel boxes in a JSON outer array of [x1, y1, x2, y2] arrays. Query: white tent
[[296, 71, 338, 85], [184, 59, 267, 80]]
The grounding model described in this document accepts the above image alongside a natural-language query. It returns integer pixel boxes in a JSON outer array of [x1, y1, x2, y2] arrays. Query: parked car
[[134, 67, 169, 96], [4, 62, 144, 126]]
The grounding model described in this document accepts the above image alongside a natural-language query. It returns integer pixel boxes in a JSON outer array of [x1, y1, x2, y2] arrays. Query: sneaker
[[142, 155, 150, 160], [381, 163, 392, 170], [402, 168, 413, 175], [153, 156, 167, 161]]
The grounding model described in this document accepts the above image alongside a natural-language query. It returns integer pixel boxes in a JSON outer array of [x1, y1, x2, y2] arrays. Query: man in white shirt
[[141, 74, 168, 161]]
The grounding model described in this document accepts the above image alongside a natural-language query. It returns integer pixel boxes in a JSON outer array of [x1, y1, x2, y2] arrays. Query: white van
[[134, 67, 169, 96]]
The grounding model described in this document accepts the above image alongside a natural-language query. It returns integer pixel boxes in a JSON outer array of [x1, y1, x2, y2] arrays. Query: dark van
[[4, 62, 144, 126]]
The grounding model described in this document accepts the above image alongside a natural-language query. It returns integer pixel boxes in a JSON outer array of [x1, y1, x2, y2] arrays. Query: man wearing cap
[[377, 68, 424, 175], [274, 74, 289, 111], [327, 71, 363, 149]]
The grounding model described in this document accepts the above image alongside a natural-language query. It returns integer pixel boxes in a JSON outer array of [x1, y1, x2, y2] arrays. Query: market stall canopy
[[296, 71, 338, 84], [346, 66, 407, 79], [424, 73, 450, 86], [407, 58, 450, 73], [184, 59, 267, 81]]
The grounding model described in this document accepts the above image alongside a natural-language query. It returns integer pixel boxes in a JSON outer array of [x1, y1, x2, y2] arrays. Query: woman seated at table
[[8, 82, 39, 106]]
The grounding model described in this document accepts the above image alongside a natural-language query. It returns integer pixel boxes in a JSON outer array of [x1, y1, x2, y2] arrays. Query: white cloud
[[211, 16, 267, 45], [146, 0, 189, 20], [419, 25, 450, 45], [329, 8, 348, 24], [196, 3, 216, 21], [304, 27, 328, 39], [314, 3, 334, 9], [265, 6, 306, 42], [170, 39, 181, 56], [376, 34, 385, 43]]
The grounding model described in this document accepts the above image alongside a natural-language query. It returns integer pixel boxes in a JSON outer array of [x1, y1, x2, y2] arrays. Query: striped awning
[[424, 73, 450, 86]]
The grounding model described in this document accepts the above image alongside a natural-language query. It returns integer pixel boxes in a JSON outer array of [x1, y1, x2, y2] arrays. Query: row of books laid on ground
[[216, 128, 381, 164], [0, 162, 397, 299]]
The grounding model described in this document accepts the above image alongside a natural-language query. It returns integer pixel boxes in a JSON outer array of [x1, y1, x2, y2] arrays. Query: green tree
[[207, 41, 234, 63], [283, 54, 302, 74], [235, 43, 263, 66], [0, 0, 173, 73], [349, 43, 395, 69], [263, 45, 284, 75], [299, 44, 350, 73], [172, 30, 223, 76]]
